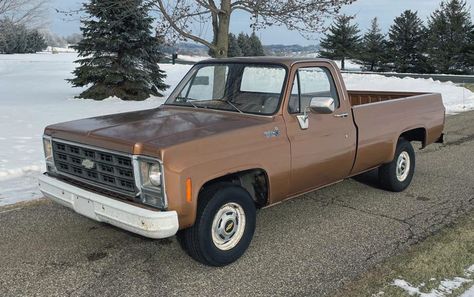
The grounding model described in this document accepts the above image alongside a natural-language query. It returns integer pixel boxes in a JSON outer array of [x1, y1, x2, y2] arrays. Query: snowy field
[[0, 52, 473, 206]]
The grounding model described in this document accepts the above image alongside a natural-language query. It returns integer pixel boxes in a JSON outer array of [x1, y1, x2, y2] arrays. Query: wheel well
[[400, 128, 426, 147], [199, 169, 269, 208]]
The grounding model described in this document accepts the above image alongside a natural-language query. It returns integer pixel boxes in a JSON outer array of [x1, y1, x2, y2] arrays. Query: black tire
[[378, 138, 415, 192], [177, 182, 256, 266]]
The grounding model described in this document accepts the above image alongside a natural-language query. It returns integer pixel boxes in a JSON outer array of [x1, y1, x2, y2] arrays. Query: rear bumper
[[38, 174, 179, 239]]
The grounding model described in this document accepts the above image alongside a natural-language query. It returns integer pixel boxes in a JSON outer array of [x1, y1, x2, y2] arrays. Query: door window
[[288, 67, 340, 113]]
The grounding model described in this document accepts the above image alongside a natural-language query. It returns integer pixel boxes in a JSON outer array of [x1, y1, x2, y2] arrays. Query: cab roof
[[196, 56, 338, 68]]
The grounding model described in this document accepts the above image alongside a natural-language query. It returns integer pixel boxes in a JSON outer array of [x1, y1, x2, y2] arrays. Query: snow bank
[[0, 53, 190, 205], [298, 53, 363, 71], [334, 60, 363, 71], [343, 73, 474, 114], [178, 55, 209, 62], [0, 52, 473, 205], [44, 46, 76, 53]]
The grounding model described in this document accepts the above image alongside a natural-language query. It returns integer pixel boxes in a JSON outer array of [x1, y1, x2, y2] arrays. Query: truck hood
[[45, 106, 271, 155]]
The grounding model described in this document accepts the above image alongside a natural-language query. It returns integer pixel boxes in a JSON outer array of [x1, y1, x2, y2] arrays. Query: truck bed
[[349, 91, 445, 175], [348, 90, 427, 106]]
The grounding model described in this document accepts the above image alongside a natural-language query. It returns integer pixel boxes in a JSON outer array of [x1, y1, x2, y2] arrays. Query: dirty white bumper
[[38, 174, 179, 239]]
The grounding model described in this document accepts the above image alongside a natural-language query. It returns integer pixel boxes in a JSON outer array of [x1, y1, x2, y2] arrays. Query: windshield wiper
[[218, 100, 243, 114], [175, 96, 198, 108]]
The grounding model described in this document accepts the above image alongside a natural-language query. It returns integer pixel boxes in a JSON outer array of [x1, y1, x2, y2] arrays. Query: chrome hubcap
[[396, 151, 410, 182], [211, 203, 246, 251]]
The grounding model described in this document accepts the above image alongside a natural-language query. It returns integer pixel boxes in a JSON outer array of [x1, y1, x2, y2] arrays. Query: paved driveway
[[1, 111, 473, 297]]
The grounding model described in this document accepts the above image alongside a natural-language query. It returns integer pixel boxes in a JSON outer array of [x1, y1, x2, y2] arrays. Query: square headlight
[[134, 157, 166, 209], [43, 136, 53, 162], [139, 159, 163, 189], [43, 136, 57, 174], [43, 136, 53, 163], [139, 161, 162, 188]]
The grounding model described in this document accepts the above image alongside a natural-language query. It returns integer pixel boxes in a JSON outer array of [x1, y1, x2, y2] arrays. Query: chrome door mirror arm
[[297, 107, 310, 130]]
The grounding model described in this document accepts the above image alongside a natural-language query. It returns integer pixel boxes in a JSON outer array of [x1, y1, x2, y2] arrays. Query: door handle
[[334, 113, 349, 118]]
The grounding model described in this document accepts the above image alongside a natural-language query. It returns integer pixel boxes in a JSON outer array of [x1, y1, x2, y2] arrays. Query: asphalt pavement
[[1, 111, 474, 297]]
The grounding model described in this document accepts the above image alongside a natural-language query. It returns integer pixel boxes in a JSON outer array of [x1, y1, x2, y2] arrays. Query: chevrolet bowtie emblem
[[82, 158, 95, 170]]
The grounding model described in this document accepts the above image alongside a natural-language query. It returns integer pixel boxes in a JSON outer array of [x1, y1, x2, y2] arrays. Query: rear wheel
[[378, 138, 415, 192], [177, 183, 256, 266]]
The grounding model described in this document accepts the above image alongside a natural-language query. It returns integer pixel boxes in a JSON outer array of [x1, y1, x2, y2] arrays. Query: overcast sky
[[50, 0, 474, 45]]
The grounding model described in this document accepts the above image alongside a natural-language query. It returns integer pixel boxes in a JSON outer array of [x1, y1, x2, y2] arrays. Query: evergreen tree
[[27, 30, 47, 53], [237, 33, 252, 56], [426, 0, 474, 74], [468, 27, 474, 73], [15, 25, 29, 53], [248, 32, 265, 56], [68, 0, 168, 101], [227, 33, 242, 57], [358, 18, 387, 71], [319, 15, 361, 70], [388, 10, 430, 73]]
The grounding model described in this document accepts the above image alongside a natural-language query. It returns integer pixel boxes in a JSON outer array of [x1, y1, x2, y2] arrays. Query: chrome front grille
[[52, 140, 137, 195]]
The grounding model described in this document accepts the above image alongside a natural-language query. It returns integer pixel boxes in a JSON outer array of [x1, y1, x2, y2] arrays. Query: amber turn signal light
[[186, 178, 192, 203]]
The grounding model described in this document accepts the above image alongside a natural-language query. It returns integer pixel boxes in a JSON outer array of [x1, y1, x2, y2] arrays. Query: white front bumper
[[38, 174, 179, 239]]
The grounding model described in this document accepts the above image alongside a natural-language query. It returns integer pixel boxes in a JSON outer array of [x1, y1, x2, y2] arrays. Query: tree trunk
[[211, 0, 230, 98], [213, 0, 231, 58]]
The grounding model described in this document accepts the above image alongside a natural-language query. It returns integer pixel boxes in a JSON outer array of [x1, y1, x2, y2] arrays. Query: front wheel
[[378, 138, 415, 192], [177, 183, 256, 266]]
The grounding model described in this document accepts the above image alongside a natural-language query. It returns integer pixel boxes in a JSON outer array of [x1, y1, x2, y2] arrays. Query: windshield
[[165, 63, 287, 115]]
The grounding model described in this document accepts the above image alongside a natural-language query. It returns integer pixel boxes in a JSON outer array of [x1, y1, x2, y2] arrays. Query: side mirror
[[309, 97, 335, 114], [296, 97, 336, 130]]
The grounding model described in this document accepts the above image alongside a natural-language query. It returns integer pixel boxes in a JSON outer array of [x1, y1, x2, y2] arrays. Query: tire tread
[[178, 182, 255, 266], [378, 138, 415, 192]]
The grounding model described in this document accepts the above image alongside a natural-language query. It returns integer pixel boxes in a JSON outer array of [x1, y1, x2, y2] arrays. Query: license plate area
[[73, 195, 97, 219]]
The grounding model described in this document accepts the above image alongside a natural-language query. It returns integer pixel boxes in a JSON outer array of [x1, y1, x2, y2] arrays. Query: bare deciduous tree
[[152, 0, 356, 57], [0, 0, 49, 27]]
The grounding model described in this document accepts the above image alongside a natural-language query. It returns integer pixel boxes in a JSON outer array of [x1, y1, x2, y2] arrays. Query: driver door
[[284, 65, 357, 195]]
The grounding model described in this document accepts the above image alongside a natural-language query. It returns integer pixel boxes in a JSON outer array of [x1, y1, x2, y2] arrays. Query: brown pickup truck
[[39, 57, 445, 266]]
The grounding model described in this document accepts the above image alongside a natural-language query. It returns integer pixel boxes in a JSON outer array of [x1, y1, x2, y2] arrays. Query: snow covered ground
[[461, 285, 474, 297], [391, 264, 474, 297], [178, 54, 208, 62], [0, 52, 473, 206]]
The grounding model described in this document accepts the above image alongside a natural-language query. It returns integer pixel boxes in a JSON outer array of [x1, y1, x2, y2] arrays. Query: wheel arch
[[386, 127, 426, 163], [400, 127, 427, 148], [198, 168, 270, 209]]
